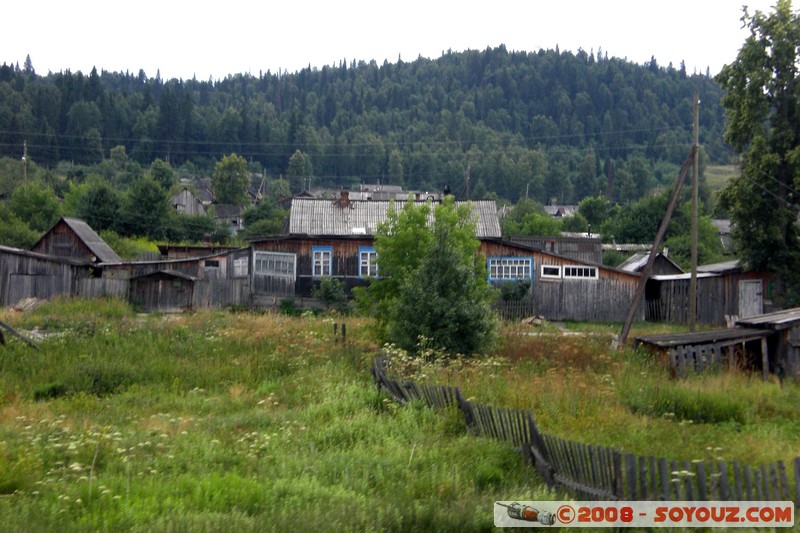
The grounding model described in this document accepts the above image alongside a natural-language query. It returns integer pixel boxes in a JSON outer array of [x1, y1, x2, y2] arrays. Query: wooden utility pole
[[618, 149, 696, 347], [22, 140, 28, 181], [689, 94, 700, 330]]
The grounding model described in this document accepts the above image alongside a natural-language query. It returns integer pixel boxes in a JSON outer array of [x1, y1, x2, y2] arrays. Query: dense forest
[[0, 46, 727, 205]]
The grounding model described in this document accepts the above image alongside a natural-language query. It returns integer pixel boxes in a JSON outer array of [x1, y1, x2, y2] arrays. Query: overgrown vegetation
[[0, 300, 551, 531], [356, 197, 497, 356]]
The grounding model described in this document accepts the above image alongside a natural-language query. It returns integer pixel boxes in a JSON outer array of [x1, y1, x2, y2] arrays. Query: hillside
[[0, 46, 728, 205]]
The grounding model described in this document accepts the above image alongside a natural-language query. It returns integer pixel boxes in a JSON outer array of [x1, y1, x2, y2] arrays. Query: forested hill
[[1, 45, 727, 204]]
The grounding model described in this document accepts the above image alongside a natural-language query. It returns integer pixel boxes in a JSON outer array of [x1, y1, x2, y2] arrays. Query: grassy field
[[0, 299, 553, 532], [397, 321, 800, 467], [1, 299, 799, 531]]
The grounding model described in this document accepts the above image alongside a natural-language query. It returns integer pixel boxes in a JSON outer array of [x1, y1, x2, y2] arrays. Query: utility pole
[[689, 94, 699, 331], [22, 140, 28, 181]]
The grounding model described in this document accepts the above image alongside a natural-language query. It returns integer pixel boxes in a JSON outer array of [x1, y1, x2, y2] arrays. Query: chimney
[[415, 192, 421, 201], [339, 189, 350, 207]]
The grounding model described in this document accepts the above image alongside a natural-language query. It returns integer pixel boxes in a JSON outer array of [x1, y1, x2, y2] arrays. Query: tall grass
[[0, 301, 555, 531]]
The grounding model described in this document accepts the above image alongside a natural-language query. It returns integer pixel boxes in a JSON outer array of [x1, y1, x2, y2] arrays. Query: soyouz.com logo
[[494, 501, 794, 528]]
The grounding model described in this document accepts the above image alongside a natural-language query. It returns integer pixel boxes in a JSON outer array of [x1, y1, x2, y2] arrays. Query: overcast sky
[[3, 1, 781, 81]]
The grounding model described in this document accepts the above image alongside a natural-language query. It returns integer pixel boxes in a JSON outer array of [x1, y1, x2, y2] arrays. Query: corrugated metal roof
[[288, 199, 502, 238], [60, 217, 122, 263]]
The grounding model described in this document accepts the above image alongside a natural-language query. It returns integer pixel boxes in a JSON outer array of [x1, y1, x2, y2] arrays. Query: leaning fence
[[371, 356, 798, 504]]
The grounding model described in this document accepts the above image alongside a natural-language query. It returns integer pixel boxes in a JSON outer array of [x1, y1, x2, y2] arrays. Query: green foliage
[[501, 197, 562, 236], [0, 304, 543, 532], [578, 195, 612, 227], [497, 280, 531, 301], [119, 176, 170, 239], [73, 176, 122, 232], [312, 277, 348, 311], [286, 150, 313, 194], [241, 201, 288, 239], [619, 377, 753, 424], [0, 204, 39, 248], [9, 180, 61, 232], [98, 230, 159, 260], [716, 0, 800, 303], [147, 158, 175, 190], [361, 198, 497, 355], [0, 46, 731, 206], [212, 154, 249, 205]]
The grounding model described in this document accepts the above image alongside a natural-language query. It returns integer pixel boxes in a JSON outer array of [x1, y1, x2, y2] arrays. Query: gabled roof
[[287, 198, 502, 238], [33, 217, 121, 263], [618, 252, 684, 274]]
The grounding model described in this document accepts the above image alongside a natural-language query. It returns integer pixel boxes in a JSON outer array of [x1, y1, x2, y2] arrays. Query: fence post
[[456, 388, 475, 431], [612, 451, 624, 500]]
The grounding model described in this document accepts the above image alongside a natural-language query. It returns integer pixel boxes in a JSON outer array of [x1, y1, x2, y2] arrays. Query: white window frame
[[563, 265, 599, 280], [312, 246, 333, 278], [540, 264, 562, 279], [254, 251, 296, 279], [487, 257, 533, 281], [359, 247, 378, 278]]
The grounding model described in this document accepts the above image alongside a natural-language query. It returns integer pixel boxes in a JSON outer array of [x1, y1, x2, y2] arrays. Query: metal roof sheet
[[288, 199, 502, 238], [59, 217, 122, 263]]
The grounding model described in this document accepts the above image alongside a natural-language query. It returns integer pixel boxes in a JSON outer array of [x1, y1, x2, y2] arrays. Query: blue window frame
[[487, 257, 533, 281], [312, 246, 332, 277], [358, 247, 378, 278]]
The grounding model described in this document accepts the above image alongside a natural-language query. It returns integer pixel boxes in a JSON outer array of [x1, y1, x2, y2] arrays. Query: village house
[[248, 192, 644, 321]]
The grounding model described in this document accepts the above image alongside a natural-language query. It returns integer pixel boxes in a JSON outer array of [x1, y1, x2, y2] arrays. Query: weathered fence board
[[371, 357, 799, 506]]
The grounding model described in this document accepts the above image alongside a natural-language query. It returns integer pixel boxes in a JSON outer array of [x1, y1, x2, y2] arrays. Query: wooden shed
[[736, 308, 800, 379], [0, 245, 87, 305], [129, 270, 196, 313], [635, 327, 771, 377], [645, 260, 771, 326], [31, 217, 121, 265]]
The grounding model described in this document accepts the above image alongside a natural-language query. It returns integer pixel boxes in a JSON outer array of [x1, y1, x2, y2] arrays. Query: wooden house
[[212, 204, 245, 234], [481, 239, 643, 322], [31, 217, 121, 265], [249, 195, 643, 321], [170, 188, 206, 216], [248, 195, 502, 302]]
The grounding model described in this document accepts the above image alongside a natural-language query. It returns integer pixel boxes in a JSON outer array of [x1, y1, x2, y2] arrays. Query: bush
[[313, 277, 348, 311]]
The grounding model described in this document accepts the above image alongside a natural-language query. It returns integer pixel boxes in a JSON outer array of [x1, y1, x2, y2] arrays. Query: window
[[254, 251, 296, 278], [312, 246, 332, 277], [487, 257, 532, 281], [541, 265, 561, 279], [204, 260, 220, 268], [359, 247, 378, 278], [563, 265, 598, 279], [233, 258, 249, 277]]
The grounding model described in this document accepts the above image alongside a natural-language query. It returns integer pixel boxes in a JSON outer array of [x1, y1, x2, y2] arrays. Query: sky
[[2, 0, 782, 81]]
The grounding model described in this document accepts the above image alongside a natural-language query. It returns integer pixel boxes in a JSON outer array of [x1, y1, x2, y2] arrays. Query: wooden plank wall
[[650, 277, 739, 327], [0, 253, 77, 305], [533, 277, 643, 322], [372, 356, 799, 504]]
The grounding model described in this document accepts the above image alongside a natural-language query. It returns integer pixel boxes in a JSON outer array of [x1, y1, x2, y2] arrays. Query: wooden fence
[[371, 356, 798, 504]]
